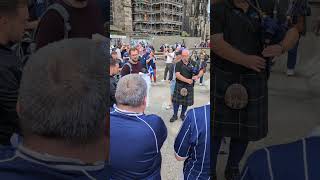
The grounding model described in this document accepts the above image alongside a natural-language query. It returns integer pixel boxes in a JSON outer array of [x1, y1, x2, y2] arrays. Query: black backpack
[[12, 2, 71, 66]]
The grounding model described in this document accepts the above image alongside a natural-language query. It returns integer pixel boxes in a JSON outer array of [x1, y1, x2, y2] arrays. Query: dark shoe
[[180, 114, 186, 121], [170, 115, 178, 122], [225, 167, 240, 180]]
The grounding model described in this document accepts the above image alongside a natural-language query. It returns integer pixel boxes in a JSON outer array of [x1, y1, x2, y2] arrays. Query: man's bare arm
[[263, 17, 302, 57], [212, 34, 248, 65], [281, 17, 303, 51], [193, 69, 204, 80], [176, 72, 192, 84]]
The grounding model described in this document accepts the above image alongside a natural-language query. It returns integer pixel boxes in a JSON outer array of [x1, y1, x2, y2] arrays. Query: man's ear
[[142, 96, 147, 110]]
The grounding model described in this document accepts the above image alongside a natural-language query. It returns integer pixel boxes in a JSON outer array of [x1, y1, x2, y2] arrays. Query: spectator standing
[[110, 74, 167, 179], [163, 47, 175, 81], [241, 130, 320, 180], [110, 58, 119, 108], [120, 47, 143, 77], [286, 0, 310, 76], [35, 0, 104, 50], [0, 0, 29, 145], [174, 104, 211, 180], [0, 39, 110, 179], [147, 50, 157, 83]]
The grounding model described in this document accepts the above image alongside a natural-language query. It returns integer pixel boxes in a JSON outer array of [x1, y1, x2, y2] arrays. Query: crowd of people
[[1, 0, 320, 179], [0, 0, 110, 179], [109, 39, 211, 179]]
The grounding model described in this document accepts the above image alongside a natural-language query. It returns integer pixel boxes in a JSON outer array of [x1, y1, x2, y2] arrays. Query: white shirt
[[166, 52, 175, 64], [116, 48, 122, 59]]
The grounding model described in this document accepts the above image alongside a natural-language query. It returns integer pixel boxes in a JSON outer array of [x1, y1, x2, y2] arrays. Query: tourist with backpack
[[120, 47, 143, 77], [35, 0, 105, 50], [10, 0, 47, 67]]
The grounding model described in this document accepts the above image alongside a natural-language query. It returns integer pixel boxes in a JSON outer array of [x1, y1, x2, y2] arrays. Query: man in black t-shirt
[[170, 50, 204, 122], [212, 0, 304, 179]]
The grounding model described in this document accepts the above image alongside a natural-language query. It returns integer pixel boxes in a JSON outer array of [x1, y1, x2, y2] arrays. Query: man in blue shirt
[[0, 39, 110, 179], [110, 74, 167, 179], [174, 104, 211, 180], [241, 130, 320, 180], [141, 48, 152, 70]]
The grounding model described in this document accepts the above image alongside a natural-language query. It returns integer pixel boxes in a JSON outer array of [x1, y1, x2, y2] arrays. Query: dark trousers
[[200, 76, 204, 83], [164, 63, 173, 80], [287, 37, 300, 70], [212, 137, 249, 174], [173, 103, 188, 117]]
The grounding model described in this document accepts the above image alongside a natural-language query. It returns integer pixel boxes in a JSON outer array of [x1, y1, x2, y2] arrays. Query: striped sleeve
[[240, 164, 254, 180], [240, 149, 272, 180], [174, 112, 192, 158]]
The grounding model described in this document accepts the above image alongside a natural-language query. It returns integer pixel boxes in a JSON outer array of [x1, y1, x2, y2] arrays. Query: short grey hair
[[18, 38, 108, 145], [115, 74, 147, 107]]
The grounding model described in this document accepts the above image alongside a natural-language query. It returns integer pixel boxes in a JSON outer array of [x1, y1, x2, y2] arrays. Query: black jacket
[[0, 44, 22, 145], [110, 75, 117, 107]]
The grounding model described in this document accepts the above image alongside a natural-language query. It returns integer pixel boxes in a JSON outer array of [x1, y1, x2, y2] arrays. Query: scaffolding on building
[[132, 0, 183, 36]]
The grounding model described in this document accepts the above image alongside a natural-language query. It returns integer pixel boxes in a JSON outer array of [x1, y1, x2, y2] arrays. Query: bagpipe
[[184, 59, 201, 87], [245, 0, 290, 78]]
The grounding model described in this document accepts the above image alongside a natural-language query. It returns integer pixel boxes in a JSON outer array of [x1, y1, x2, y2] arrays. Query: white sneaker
[[199, 83, 203, 86], [166, 105, 172, 110], [287, 69, 295, 76], [161, 80, 166, 82]]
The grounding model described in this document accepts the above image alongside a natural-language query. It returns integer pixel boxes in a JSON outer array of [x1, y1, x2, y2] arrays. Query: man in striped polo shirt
[[110, 74, 167, 179], [174, 104, 211, 179], [241, 129, 320, 180]]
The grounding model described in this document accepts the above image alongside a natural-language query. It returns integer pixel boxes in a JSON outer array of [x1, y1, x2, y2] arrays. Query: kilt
[[172, 82, 194, 106], [213, 67, 268, 141]]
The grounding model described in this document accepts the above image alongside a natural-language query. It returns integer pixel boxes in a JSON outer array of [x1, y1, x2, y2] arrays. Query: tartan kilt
[[172, 82, 194, 106], [213, 67, 268, 141]]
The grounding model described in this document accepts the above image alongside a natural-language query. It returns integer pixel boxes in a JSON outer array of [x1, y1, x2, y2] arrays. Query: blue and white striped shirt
[[241, 136, 320, 180], [174, 104, 211, 180], [110, 106, 167, 180]]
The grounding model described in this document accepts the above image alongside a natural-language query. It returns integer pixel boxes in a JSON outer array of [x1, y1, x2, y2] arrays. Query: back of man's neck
[[117, 104, 144, 114], [23, 136, 107, 163]]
